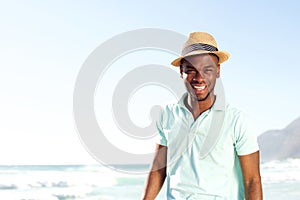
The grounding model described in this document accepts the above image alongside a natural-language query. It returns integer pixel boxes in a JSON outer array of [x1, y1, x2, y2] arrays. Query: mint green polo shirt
[[156, 93, 259, 200]]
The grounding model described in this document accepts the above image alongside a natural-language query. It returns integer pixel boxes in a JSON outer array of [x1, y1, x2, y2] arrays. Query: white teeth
[[194, 86, 205, 90]]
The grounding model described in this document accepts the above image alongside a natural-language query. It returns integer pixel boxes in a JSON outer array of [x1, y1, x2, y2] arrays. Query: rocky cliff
[[258, 117, 300, 162]]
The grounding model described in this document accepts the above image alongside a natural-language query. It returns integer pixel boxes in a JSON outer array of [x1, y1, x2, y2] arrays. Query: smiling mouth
[[193, 85, 206, 91]]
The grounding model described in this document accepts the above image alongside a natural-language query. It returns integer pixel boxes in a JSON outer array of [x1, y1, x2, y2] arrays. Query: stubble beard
[[197, 92, 211, 101]]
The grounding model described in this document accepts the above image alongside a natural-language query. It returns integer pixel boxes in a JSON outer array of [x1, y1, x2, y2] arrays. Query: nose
[[192, 70, 205, 81]]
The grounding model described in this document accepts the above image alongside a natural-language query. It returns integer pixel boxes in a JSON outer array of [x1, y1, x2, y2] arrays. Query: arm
[[239, 151, 263, 200], [141, 144, 167, 200]]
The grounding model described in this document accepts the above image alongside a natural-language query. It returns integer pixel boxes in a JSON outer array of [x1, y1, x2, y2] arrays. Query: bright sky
[[1, 0, 300, 165]]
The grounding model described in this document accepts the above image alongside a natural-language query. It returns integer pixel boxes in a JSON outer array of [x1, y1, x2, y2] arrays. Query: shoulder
[[224, 105, 259, 155], [159, 100, 182, 115], [224, 104, 250, 129], [156, 100, 184, 127], [225, 103, 244, 115]]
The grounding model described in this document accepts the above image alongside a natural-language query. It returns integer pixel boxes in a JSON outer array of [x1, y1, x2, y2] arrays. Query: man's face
[[180, 54, 220, 101]]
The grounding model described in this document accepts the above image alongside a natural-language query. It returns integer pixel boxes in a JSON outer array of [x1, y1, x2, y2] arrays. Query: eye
[[204, 68, 214, 74], [185, 69, 197, 74]]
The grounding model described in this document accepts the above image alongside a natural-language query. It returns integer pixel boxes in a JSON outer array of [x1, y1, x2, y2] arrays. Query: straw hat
[[171, 32, 230, 66]]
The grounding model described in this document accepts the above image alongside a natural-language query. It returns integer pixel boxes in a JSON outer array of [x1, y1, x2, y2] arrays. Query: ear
[[180, 66, 183, 78], [217, 65, 221, 78]]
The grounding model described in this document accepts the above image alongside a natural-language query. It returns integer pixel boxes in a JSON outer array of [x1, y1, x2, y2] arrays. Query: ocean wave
[[0, 184, 17, 190], [261, 158, 300, 183]]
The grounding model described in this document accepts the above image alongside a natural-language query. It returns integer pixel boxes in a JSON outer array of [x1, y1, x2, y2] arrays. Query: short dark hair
[[180, 53, 219, 67], [209, 53, 219, 63]]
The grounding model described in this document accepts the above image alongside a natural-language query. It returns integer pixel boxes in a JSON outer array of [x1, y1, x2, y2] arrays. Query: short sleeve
[[234, 112, 259, 156], [155, 107, 168, 146]]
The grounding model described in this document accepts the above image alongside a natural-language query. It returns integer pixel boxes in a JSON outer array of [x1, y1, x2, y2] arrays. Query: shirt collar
[[178, 92, 225, 112]]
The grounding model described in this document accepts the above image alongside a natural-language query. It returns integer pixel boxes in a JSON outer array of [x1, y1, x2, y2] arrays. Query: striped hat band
[[182, 43, 218, 55]]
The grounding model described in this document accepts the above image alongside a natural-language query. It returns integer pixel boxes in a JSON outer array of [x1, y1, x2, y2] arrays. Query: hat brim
[[171, 50, 230, 67]]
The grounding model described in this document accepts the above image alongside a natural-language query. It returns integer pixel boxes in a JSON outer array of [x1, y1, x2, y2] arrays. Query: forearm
[[239, 151, 263, 200], [142, 167, 166, 200], [244, 177, 263, 200]]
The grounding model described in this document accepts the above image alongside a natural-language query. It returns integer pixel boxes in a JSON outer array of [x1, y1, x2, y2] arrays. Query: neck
[[185, 94, 216, 119]]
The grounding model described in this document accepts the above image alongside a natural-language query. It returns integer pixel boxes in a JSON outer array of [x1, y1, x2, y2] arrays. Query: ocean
[[0, 159, 300, 199]]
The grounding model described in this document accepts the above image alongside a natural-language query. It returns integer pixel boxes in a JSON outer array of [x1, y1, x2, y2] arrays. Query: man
[[142, 32, 262, 200]]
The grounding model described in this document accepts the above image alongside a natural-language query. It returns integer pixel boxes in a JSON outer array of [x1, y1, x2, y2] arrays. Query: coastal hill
[[258, 116, 300, 163]]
